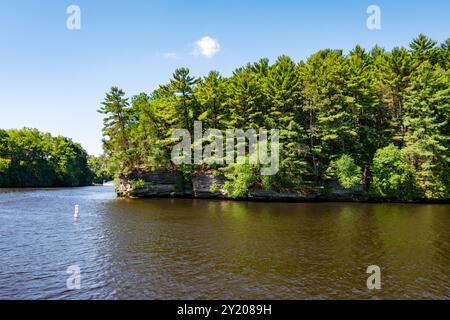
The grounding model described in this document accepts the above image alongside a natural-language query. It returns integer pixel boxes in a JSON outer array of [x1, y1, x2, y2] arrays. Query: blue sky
[[1, 0, 449, 155]]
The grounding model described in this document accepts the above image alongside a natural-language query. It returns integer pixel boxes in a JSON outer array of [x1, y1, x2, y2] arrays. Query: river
[[0, 186, 448, 299]]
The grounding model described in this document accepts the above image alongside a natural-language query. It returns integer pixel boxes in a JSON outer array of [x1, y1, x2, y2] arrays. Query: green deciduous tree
[[326, 155, 362, 189], [88, 155, 114, 184], [0, 128, 92, 187], [370, 144, 412, 199], [223, 163, 258, 198]]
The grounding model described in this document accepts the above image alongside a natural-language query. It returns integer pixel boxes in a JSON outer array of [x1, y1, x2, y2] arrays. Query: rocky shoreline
[[117, 171, 367, 201]]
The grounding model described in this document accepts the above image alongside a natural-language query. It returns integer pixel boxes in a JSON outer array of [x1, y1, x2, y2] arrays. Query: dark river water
[[0, 186, 448, 300]]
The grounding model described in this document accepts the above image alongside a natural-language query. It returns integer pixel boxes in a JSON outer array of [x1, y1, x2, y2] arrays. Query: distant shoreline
[[0, 185, 110, 192]]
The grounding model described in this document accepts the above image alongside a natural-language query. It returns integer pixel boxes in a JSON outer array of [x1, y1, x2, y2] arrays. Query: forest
[[104, 35, 448, 200], [0, 128, 93, 187]]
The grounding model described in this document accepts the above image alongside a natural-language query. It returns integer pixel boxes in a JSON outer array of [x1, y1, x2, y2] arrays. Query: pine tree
[[160, 68, 199, 132], [442, 38, 450, 50], [263, 55, 307, 185], [195, 71, 226, 129], [301, 49, 355, 181], [245, 58, 270, 77], [98, 87, 133, 171], [345, 45, 379, 172], [438, 38, 450, 69], [403, 62, 450, 198], [95, 35, 450, 200], [409, 34, 438, 64], [225, 69, 265, 129], [374, 47, 415, 146]]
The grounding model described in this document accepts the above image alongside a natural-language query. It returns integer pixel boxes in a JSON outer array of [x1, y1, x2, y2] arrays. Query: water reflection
[[0, 188, 448, 299]]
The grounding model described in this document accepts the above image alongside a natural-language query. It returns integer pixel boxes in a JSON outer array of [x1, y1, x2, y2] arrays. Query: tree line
[[99, 34, 450, 200], [0, 128, 93, 187]]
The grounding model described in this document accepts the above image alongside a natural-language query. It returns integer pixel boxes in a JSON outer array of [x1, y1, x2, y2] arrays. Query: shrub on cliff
[[326, 155, 362, 189], [369, 144, 414, 199], [223, 163, 258, 198]]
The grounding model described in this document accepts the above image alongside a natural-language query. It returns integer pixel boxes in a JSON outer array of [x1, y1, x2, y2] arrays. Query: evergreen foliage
[[99, 35, 450, 200]]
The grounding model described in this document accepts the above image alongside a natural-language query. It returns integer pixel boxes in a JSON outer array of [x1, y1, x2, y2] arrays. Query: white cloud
[[163, 52, 178, 59], [194, 36, 220, 58]]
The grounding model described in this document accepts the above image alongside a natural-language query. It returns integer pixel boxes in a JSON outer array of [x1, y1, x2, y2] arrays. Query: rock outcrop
[[324, 181, 366, 200], [191, 173, 228, 198], [117, 171, 365, 201], [117, 171, 192, 198]]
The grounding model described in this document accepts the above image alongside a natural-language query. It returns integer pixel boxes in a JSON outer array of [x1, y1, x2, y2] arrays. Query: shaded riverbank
[[117, 171, 450, 203]]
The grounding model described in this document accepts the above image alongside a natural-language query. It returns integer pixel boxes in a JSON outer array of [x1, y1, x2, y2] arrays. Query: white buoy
[[74, 204, 80, 220]]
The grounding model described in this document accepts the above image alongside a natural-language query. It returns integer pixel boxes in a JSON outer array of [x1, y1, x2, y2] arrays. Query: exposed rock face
[[192, 173, 228, 198], [324, 181, 366, 200], [117, 171, 193, 198], [118, 170, 365, 201]]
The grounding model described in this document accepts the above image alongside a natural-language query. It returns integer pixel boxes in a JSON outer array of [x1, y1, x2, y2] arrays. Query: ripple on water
[[0, 188, 449, 299]]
